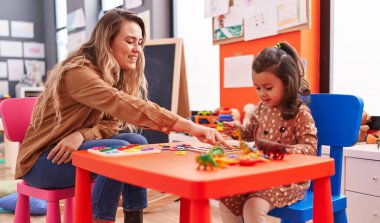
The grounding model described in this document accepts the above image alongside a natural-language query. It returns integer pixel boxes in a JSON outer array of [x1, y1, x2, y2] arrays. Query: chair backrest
[[0, 97, 38, 143], [309, 93, 363, 195]]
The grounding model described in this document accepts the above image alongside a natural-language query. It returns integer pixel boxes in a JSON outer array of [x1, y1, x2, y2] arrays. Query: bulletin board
[[141, 38, 190, 143], [213, 0, 311, 45], [219, 0, 320, 113]]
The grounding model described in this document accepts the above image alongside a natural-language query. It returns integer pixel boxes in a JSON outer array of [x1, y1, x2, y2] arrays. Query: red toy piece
[[251, 116, 291, 160]]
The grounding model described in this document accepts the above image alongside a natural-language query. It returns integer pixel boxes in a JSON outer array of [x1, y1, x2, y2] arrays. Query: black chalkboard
[[144, 44, 175, 111], [140, 38, 190, 143]]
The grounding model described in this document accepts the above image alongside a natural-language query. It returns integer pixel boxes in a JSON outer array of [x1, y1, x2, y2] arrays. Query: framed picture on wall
[[212, 4, 244, 45]]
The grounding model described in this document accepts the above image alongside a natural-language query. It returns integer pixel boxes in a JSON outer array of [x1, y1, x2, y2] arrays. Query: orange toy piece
[[194, 115, 218, 128], [366, 134, 378, 144], [358, 111, 370, 142]]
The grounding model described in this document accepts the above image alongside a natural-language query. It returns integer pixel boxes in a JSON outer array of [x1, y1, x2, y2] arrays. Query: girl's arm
[[289, 107, 318, 155]]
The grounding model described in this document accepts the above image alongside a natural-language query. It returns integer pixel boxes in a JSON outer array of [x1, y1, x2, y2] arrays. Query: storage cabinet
[[344, 143, 380, 223]]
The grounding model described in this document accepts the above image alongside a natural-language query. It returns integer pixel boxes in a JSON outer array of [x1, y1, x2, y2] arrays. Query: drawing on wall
[[7, 59, 24, 81], [0, 40, 23, 57], [0, 62, 7, 78], [0, 20, 10, 37], [213, 5, 243, 42], [204, 0, 229, 18], [0, 81, 9, 95], [212, 0, 310, 45], [244, 0, 278, 41], [10, 21, 34, 38], [23, 42, 45, 58], [277, 0, 308, 31]]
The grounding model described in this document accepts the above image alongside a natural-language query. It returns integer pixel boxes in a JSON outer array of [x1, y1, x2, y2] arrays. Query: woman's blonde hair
[[32, 9, 148, 131]]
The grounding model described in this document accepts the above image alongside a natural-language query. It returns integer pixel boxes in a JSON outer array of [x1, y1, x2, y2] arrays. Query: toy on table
[[87, 144, 160, 157], [196, 153, 219, 170], [250, 116, 290, 160], [194, 110, 218, 128], [196, 146, 240, 170], [160, 143, 242, 154]]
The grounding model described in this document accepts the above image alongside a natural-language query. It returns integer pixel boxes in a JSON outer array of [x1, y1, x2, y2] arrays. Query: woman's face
[[111, 21, 143, 70]]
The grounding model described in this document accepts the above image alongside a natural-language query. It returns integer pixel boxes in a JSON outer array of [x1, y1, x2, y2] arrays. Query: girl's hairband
[[274, 43, 281, 49]]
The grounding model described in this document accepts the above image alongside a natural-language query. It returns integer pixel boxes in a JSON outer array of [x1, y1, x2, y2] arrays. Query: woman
[[16, 9, 228, 223]]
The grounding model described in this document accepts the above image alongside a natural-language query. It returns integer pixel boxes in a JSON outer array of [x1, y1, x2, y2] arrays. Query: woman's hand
[[47, 131, 84, 165], [173, 118, 233, 149]]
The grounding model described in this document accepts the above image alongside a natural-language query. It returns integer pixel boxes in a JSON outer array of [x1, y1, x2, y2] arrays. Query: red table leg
[[74, 167, 92, 223], [180, 198, 210, 223], [313, 176, 334, 223]]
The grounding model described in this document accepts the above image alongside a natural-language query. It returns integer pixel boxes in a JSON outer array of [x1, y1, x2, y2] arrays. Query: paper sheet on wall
[[137, 10, 151, 40], [213, 4, 244, 40], [67, 8, 86, 32], [244, 0, 278, 41], [0, 62, 7, 78], [11, 21, 34, 38], [24, 60, 46, 77], [0, 40, 23, 57], [23, 42, 45, 58], [277, 0, 307, 31], [7, 59, 24, 81], [204, 0, 230, 18], [224, 55, 254, 88], [0, 20, 9, 37], [67, 30, 86, 52], [125, 0, 142, 9], [0, 81, 9, 94]]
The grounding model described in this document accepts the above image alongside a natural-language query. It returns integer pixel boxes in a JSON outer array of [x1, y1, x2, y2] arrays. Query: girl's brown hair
[[252, 42, 310, 119]]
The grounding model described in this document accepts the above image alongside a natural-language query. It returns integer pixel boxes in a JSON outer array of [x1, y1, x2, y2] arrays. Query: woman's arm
[[173, 118, 231, 148]]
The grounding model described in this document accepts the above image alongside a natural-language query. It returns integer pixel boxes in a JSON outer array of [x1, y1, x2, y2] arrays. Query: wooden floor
[[0, 163, 281, 223]]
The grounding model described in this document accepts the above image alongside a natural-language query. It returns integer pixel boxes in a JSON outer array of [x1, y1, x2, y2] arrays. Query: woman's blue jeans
[[24, 133, 148, 221]]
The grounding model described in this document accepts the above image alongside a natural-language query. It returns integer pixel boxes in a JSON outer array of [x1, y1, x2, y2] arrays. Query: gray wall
[[125, 0, 172, 39], [0, 0, 170, 97], [0, 0, 49, 97]]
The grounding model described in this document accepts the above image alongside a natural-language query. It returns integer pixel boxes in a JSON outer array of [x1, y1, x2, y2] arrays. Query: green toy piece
[[196, 153, 218, 170]]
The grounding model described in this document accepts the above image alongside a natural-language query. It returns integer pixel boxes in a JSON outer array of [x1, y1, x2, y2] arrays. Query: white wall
[[173, 0, 220, 111], [332, 1, 380, 115]]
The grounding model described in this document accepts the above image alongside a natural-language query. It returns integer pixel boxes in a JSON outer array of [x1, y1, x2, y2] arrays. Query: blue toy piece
[[218, 114, 233, 122], [268, 94, 363, 223]]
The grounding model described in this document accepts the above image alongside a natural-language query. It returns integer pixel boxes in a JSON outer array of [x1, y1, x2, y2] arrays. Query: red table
[[72, 142, 334, 223]]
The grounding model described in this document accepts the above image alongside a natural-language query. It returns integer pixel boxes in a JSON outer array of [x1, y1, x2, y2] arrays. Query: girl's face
[[111, 21, 143, 70], [253, 71, 285, 107]]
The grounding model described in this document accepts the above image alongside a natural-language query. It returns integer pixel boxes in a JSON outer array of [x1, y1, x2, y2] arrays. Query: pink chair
[[0, 97, 75, 223]]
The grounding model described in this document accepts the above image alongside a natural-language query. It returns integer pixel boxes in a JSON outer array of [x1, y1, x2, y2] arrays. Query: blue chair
[[268, 94, 363, 223]]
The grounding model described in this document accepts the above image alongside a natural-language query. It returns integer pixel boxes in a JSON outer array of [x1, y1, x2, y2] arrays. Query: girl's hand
[[47, 131, 84, 165], [222, 122, 239, 136]]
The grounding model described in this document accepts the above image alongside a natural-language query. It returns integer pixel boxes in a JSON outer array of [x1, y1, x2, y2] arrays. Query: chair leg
[[63, 198, 74, 223], [334, 210, 348, 223], [47, 201, 62, 223], [14, 193, 31, 223]]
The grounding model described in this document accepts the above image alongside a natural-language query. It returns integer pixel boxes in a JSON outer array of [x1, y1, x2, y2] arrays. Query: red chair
[[0, 97, 75, 223]]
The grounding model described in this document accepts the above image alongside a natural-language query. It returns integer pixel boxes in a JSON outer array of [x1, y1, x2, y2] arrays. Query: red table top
[[72, 142, 334, 200]]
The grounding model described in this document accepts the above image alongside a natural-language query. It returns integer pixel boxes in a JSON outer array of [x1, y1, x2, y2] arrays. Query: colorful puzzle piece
[[87, 145, 161, 157], [158, 143, 242, 154]]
